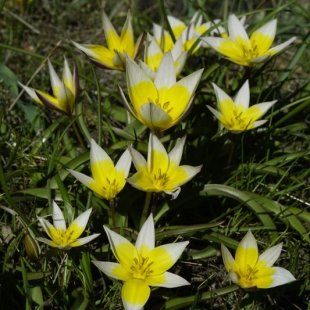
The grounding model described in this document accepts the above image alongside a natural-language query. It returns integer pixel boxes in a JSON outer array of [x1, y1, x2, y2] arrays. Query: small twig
[[3, 7, 41, 34]]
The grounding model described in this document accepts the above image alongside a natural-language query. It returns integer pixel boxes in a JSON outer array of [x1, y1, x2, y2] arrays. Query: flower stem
[[140, 192, 152, 228], [109, 198, 117, 230], [151, 193, 160, 215], [227, 134, 237, 167], [233, 289, 244, 310], [72, 120, 87, 152]]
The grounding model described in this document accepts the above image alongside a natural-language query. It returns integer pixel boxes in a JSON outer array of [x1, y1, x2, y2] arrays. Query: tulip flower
[[93, 214, 190, 310], [127, 133, 202, 199], [68, 139, 131, 201], [36, 201, 99, 250], [19, 57, 79, 115], [119, 52, 203, 132], [153, 13, 226, 54], [202, 14, 296, 66], [72, 11, 144, 71], [207, 80, 277, 133], [139, 33, 187, 79], [221, 230, 296, 289]]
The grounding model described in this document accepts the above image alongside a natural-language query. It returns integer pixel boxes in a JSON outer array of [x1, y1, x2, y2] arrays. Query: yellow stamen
[[131, 254, 154, 280]]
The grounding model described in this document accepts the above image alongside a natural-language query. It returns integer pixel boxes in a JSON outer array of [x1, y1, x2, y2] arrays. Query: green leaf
[[164, 285, 239, 309], [29, 286, 43, 309], [70, 290, 89, 310], [155, 221, 225, 240], [200, 184, 277, 239], [248, 193, 310, 243]]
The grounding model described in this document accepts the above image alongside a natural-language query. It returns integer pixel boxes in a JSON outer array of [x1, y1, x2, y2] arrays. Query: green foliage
[[0, 0, 309, 309]]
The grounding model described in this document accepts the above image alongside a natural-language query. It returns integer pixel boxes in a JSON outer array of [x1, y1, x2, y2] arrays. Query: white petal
[[71, 208, 92, 232], [92, 261, 122, 280], [174, 51, 188, 76], [103, 225, 133, 261], [212, 83, 233, 109], [234, 80, 250, 110], [253, 100, 277, 117], [139, 102, 173, 130], [144, 33, 162, 58], [48, 60, 62, 96], [258, 243, 282, 267], [102, 11, 118, 46], [77, 233, 100, 246], [128, 146, 147, 170], [239, 230, 257, 250], [154, 52, 176, 89], [115, 149, 132, 178], [168, 136, 186, 167], [181, 24, 194, 42], [176, 68, 203, 95], [148, 133, 168, 168], [206, 105, 223, 120], [164, 187, 181, 200], [254, 19, 277, 39], [36, 216, 55, 240], [158, 241, 189, 265], [18, 83, 41, 103], [269, 267, 296, 288], [138, 61, 156, 80], [221, 243, 235, 271], [168, 15, 185, 32], [176, 165, 202, 186], [135, 214, 155, 252], [62, 56, 73, 87], [126, 56, 151, 88], [228, 14, 249, 43], [71, 41, 98, 59], [52, 201, 66, 230], [248, 54, 271, 64], [36, 237, 55, 247], [118, 85, 135, 116], [191, 11, 202, 26], [201, 37, 224, 50], [90, 139, 111, 166], [153, 23, 163, 42], [155, 271, 190, 288], [252, 119, 268, 129], [268, 37, 296, 55], [57, 83, 73, 108], [67, 169, 95, 188], [171, 36, 183, 59], [229, 269, 240, 285]]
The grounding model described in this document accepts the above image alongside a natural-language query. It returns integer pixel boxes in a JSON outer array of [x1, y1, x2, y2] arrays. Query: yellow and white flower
[[127, 133, 202, 199], [221, 230, 296, 289], [207, 80, 277, 133], [93, 214, 190, 310], [119, 52, 203, 132], [37, 201, 99, 250], [72, 11, 144, 71], [202, 14, 296, 66], [19, 57, 79, 115], [139, 33, 187, 79], [153, 12, 226, 54], [68, 139, 131, 201]]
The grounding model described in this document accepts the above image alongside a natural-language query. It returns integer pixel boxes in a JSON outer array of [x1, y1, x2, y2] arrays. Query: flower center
[[52, 228, 76, 247], [240, 40, 259, 60], [131, 254, 154, 280], [148, 97, 173, 114], [103, 178, 120, 200], [226, 109, 249, 130], [152, 168, 169, 189], [236, 264, 258, 287]]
